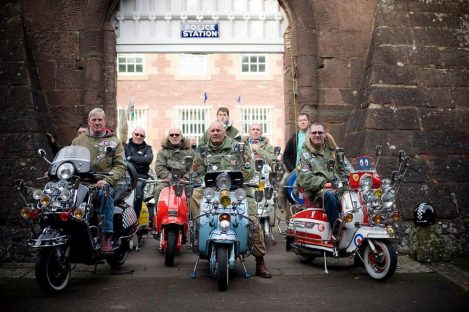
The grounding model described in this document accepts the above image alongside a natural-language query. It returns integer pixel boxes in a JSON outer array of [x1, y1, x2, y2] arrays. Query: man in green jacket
[[191, 121, 272, 278], [199, 107, 241, 145], [296, 123, 349, 234], [242, 122, 276, 165], [154, 128, 195, 202], [72, 108, 127, 254]]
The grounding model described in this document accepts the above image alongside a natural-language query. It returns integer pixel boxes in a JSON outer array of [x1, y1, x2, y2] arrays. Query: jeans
[[324, 190, 340, 230], [134, 180, 146, 219], [96, 187, 115, 234]]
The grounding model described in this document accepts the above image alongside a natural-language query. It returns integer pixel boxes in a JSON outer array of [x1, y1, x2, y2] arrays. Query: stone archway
[[1, 0, 468, 261]]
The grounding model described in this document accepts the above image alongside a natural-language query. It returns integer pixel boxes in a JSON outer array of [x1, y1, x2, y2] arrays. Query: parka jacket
[[71, 128, 127, 187], [155, 137, 195, 180], [241, 136, 276, 165], [124, 139, 154, 179], [296, 134, 348, 202], [199, 119, 241, 145], [192, 136, 253, 183]]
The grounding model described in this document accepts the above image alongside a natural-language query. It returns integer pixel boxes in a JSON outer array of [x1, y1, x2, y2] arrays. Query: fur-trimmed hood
[[305, 132, 338, 153]]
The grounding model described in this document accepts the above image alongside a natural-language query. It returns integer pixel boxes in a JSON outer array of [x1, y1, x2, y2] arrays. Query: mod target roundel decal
[[354, 234, 364, 247]]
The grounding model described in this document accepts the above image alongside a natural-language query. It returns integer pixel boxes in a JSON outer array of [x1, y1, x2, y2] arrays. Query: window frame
[[117, 53, 145, 75], [241, 54, 267, 74]]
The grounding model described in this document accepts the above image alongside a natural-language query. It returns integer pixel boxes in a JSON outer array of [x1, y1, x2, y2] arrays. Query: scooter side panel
[[344, 226, 393, 253], [156, 186, 188, 232]]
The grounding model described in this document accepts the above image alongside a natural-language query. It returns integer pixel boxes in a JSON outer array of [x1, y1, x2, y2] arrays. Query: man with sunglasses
[[154, 128, 194, 203], [124, 127, 154, 220], [296, 123, 349, 236]]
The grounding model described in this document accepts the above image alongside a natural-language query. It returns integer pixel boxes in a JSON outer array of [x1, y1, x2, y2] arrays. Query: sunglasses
[[311, 131, 324, 135], [169, 133, 180, 138], [134, 133, 145, 138]]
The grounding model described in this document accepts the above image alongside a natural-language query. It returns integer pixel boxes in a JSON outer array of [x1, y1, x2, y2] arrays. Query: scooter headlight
[[219, 189, 231, 207], [234, 189, 246, 201], [381, 188, 396, 208], [381, 178, 392, 192], [60, 189, 71, 201], [372, 214, 383, 224], [33, 189, 43, 200], [57, 163, 75, 180], [203, 187, 215, 200], [72, 207, 85, 220], [391, 210, 400, 222], [216, 173, 232, 190], [359, 174, 372, 190], [40, 194, 51, 206]]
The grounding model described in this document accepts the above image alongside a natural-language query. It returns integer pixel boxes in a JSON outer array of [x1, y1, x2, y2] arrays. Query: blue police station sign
[[181, 21, 219, 38]]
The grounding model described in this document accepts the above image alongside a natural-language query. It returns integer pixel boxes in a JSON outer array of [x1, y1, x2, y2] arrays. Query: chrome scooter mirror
[[268, 171, 277, 185], [38, 149, 51, 164], [375, 145, 383, 157], [264, 186, 273, 200], [274, 146, 281, 156], [399, 150, 406, 162], [255, 158, 264, 172], [184, 155, 193, 171], [198, 145, 208, 159], [335, 148, 344, 166], [254, 190, 264, 202]]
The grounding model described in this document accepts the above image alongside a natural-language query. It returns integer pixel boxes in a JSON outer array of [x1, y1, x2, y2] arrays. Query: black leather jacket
[[124, 139, 154, 179]]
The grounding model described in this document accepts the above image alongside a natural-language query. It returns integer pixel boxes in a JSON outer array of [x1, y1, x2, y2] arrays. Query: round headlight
[[219, 189, 231, 207], [216, 173, 232, 190], [60, 189, 71, 201], [372, 214, 382, 224], [381, 178, 392, 192], [44, 182, 55, 194], [234, 189, 246, 201], [57, 163, 75, 180], [33, 189, 43, 200], [359, 174, 373, 190], [203, 188, 215, 200], [20, 207, 31, 219], [381, 189, 396, 208]]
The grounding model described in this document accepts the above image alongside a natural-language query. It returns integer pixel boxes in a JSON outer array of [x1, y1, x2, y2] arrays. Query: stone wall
[[344, 0, 469, 256]]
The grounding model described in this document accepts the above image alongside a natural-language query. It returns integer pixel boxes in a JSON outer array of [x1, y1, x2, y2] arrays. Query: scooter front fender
[[345, 226, 394, 253]]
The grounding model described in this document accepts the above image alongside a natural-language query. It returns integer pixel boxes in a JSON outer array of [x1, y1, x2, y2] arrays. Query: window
[[179, 54, 207, 76], [117, 54, 144, 74], [117, 107, 149, 140], [241, 55, 266, 73], [240, 106, 273, 139], [177, 107, 210, 143]]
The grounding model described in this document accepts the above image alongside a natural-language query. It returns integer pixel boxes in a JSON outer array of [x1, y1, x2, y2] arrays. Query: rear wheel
[[35, 246, 71, 295], [216, 246, 229, 291], [165, 229, 177, 267], [363, 240, 397, 281]]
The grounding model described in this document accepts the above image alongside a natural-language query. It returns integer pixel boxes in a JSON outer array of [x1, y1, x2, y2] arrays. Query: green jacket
[[71, 128, 126, 187], [199, 120, 241, 145], [296, 138, 348, 201], [241, 136, 276, 165], [155, 137, 195, 180], [192, 136, 253, 183]]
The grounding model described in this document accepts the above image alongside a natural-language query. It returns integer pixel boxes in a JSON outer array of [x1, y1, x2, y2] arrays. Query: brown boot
[[255, 256, 272, 278], [101, 233, 113, 255]]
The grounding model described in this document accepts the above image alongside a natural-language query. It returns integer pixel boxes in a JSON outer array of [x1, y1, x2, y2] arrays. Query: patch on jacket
[[301, 164, 310, 172], [302, 152, 311, 160]]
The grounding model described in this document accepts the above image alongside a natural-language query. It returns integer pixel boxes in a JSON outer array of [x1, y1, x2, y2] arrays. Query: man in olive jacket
[[154, 128, 195, 202], [241, 122, 276, 165], [72, 108, 127, 254], [296, 123, 349, 233], [191, 121, 272, 278]]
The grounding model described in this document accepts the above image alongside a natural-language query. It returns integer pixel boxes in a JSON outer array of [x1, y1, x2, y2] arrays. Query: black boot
[[255, 256, 272, 278]]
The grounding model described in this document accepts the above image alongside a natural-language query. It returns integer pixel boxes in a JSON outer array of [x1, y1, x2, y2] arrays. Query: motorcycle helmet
[[413, 203, 436, 227]]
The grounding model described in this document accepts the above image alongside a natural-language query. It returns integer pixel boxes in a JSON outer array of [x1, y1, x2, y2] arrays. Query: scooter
[[190, 143, 262, 291], [153, 156, 193, 266], [279, 146, 409, 281], [253, 146, 284, 245]]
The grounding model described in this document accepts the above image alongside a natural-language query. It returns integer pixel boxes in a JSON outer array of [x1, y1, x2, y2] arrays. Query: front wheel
[[35, 246, 71, 295], [216, 246, 229, 291], [363, 240, 397, 281], [165, 229, 177, 267]]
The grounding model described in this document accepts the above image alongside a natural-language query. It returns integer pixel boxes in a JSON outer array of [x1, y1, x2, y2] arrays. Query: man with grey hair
[[72, 108, 127, 254], [191, 121, 272, 278]]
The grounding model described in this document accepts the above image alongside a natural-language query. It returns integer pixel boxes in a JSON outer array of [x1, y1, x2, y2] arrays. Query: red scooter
[[153, 156, 193, 266]]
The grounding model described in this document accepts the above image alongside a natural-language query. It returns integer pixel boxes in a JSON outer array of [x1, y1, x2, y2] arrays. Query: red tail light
[[59, 211, 70, 222]]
